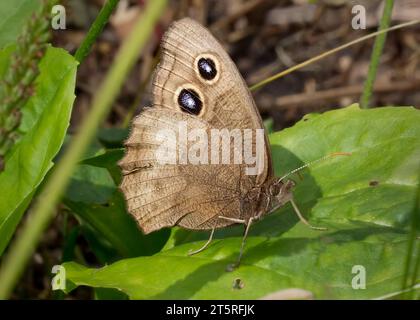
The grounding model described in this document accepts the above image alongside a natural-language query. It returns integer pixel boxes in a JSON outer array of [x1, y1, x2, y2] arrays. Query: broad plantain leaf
[[63, 105, 420, 299], [0, 46, 77, 255]]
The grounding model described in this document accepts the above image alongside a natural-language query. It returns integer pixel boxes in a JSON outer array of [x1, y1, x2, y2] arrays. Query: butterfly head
[[272, 179, 295, 204]]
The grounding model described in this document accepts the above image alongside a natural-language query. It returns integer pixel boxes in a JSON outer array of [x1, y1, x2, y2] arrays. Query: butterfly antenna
[[279, 152, 351, 182]]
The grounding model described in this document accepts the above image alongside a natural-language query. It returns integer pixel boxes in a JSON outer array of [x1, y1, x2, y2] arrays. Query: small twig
[[258, 80, 420, 111], [250, 19, 420, 92]]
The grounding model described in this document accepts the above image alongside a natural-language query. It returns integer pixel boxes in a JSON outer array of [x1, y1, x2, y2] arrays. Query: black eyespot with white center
[[197, 57, 217, 81], [178, 88, 202, 115]]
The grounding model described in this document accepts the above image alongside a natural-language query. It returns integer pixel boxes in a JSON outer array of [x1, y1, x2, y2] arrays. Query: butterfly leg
[[290, 198, 327, 231], [255, 194, 271, 220], [225, 217, 255, 271], [218, 216, 246, 224], [188, 227, 216, 256]]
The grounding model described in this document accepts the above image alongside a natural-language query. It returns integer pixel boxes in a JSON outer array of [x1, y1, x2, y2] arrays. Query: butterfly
[[119, 18, 325, 269]]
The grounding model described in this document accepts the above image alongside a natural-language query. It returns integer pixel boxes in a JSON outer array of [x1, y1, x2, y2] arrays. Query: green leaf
[[63, 232, 415, 299], [80, 148, 125, 184], [64, 164, 169, 258], [67, 165, 115, 205], [94, 288, 128, 300], [61, 226, 80, 263], [63, 105, 420, 299], [263, 117, 274, 134], [97, 128, 129, 148], [0, 0, 41, 49], [79, 221, 121, 263], [0, 46, 77, 255], [81, 149, 125, 169]]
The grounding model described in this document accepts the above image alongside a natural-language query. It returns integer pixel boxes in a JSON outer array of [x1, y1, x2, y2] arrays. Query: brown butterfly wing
[[153, 18, 272, 184], [120, 108, 246, 233], [119, 18, 273, 233]]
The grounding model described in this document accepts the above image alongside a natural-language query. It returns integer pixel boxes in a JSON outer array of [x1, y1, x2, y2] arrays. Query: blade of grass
[[74, 0, 120, 63], [360, 0, 394, 109], [0, 0, 167, 299], [373, 283, 420, 300], [249, 19, 420, 92], [401, 167, 420, 299]]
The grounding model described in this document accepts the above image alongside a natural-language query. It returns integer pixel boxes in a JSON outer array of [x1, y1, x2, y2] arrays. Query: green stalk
[[401, 168, 420, 299], [74, 0, 120, 63], [360, 0, 394, 109], [0, 0, 167, 299]]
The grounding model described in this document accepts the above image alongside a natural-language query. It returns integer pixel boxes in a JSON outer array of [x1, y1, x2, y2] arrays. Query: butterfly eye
[[178, 88, 202, 115], [197, 57, 217, 80]]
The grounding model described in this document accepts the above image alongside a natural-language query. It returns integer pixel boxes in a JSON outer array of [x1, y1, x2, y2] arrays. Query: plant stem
[[0, 0, 167, 299], [360, 0, 394, 109], [74, 0, 120, 63]]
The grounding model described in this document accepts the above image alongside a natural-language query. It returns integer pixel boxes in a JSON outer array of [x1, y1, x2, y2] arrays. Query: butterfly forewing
[[119, 18, 274, 233]]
